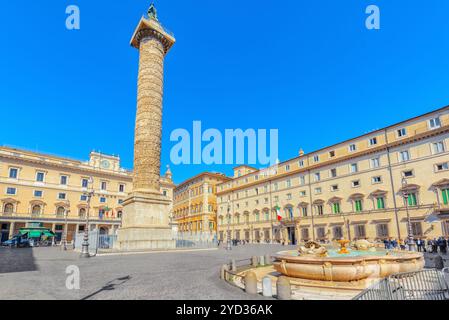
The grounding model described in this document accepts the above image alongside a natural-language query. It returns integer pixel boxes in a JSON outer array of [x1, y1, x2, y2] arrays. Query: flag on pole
[[275, 205, 282, 221], [424, 213, 440, 223]]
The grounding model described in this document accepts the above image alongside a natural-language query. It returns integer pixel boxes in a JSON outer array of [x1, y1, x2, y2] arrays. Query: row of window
[[221, 160, 449, 204], [174, 186, 215, 200], [220, 119, 445, 191], [4, 187, 124, 204], [218, 220, 426, 241], [220, 221, 426, 241], [6, 168, 126, 192], [219, 188, 449, 223], [173, 204, 214, 217], [2, 202, 123, 218], [305, 221, 424, 240], [178, 221, 215, 232]]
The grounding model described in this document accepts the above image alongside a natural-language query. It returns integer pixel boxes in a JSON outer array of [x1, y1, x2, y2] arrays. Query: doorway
[[287, 226, 296, 245]]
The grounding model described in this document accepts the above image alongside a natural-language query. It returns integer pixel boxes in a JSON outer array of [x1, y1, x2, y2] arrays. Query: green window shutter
[[408, 193, 417, 206], [377, 197, 384, 209], [355, 200, 362, 212], [333, 203, 340, 214], [442, 189, 448, 205]]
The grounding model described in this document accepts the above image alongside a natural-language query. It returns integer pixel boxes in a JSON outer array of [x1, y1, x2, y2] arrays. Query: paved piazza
[[0, 245, 296, 300]]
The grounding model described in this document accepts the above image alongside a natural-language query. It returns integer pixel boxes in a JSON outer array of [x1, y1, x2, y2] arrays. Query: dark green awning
[[28, 231, 43, 238]]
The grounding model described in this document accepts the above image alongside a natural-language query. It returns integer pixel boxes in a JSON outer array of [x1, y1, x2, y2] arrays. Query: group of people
[[416, 237, 448, 254], [382, 237, 448, 254], [383, 238, 408, 250]]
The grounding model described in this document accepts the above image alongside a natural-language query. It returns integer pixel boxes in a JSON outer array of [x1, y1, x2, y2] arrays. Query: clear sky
[[1, 0, 449, 184]]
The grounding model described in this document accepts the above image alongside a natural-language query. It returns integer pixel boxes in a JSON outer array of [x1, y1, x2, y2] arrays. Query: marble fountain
[[272, 240, 424, 282]]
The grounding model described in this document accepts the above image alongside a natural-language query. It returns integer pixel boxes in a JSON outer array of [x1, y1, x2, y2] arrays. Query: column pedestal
[[115, 192, 175, 251]]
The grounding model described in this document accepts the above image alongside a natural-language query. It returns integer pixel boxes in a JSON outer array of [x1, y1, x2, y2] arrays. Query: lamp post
[[342, 215, 351, 241], [402, 178, 417, 251], [81, 177, 94, 258], [226, 200, 232, 250], [62, 200, 70, 251]]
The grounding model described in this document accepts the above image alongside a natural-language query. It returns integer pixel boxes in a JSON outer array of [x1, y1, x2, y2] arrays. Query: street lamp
[[402, 177, 417, 251], [62, 200, 70, 251], [81, 177, 94, 258], [226, 200, 232, 250], [342, 215, 351, 241]]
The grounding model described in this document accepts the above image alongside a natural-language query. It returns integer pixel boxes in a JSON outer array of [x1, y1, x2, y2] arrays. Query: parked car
[[1, 235, 30, 248]]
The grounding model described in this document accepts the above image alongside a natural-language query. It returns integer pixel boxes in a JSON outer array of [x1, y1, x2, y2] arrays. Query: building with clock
[[0, 146, 175, 243]]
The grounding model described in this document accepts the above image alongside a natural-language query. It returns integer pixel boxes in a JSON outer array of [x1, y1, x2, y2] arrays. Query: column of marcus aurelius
[[116, 4, 176, 251]]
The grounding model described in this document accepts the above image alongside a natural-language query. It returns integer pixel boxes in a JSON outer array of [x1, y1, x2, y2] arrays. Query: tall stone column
[[133, 32, 164, 194], [116, 4, 176, 251]]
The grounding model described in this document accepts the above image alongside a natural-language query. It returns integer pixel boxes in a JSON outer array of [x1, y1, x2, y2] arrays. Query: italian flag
[[104, 206, 112, 217], [275, 205, 282, 221]]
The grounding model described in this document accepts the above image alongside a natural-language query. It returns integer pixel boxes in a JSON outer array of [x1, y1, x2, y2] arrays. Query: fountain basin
[[273, 249, 424, 282]]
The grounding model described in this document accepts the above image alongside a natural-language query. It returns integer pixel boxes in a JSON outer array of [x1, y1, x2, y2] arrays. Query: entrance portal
[[287, 226, 296, 245]]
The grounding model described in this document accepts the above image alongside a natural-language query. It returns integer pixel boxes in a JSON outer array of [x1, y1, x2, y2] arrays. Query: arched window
[[32, 205, 41, 216], [56, 206, 65, 217], [79, 208, 86, 218], [117, 210, 123, 218], [4, 203, 14, 213]]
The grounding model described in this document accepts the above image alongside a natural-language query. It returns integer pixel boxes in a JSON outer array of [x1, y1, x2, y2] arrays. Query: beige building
[[216, 106, 449, 244], [172, 172, 230, 240], [0, 146, 174, 243]]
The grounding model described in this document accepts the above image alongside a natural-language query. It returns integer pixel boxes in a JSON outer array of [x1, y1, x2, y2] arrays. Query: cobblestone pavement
[[0, 244, 295, 300]]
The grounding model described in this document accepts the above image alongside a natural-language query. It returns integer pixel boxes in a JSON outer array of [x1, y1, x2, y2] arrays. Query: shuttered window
[[355, 200, 363, 212], [377, 197, 385, 209], [332, 203, 341, 214], [442, 189, 449, 205], [408, 193, 417, 206]]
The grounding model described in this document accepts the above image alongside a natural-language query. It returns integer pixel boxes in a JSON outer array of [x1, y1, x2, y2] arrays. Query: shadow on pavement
[[0, 248, 38, 274], [81, 275, 131, 300]]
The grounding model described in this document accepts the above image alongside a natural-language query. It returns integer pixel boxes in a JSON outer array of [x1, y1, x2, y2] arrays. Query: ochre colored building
[[172, 172, 230, 240], [216, 106, 449, 244], [0, 146, 174, 242]]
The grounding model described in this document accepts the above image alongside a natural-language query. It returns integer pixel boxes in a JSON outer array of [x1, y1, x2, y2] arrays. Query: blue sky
[[1, 0, 449, 184]]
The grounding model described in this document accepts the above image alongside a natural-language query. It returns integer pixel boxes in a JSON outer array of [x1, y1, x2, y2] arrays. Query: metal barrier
[[174, 232, 218, 249], [353, 269, 449, 300], [222, 256, 273, 292], [74, 231, 117, 254]]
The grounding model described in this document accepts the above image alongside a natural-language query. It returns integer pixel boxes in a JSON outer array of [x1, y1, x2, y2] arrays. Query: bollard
[[259, 255, 265, 266], [265, 254, 272, 265], [262, 276, 273, 297], [251, 256, 258, 267], [276, 276, 291, 300], [220, 264, 229, 280], [434, 255, 444, 270], [245, 271, 258, 295], [231, 259, 237, 272]]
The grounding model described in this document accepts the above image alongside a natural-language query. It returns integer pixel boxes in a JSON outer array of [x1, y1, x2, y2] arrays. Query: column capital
[[130, 17, 175, 53]]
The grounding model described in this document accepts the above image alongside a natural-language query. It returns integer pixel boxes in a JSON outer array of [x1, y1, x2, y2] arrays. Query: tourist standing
[[438, 237, 447, 254], [432, 238, 438, 253], [427, 238, 433, 253], [416, 238, 423, 252], [392, 238, 398, 249]]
